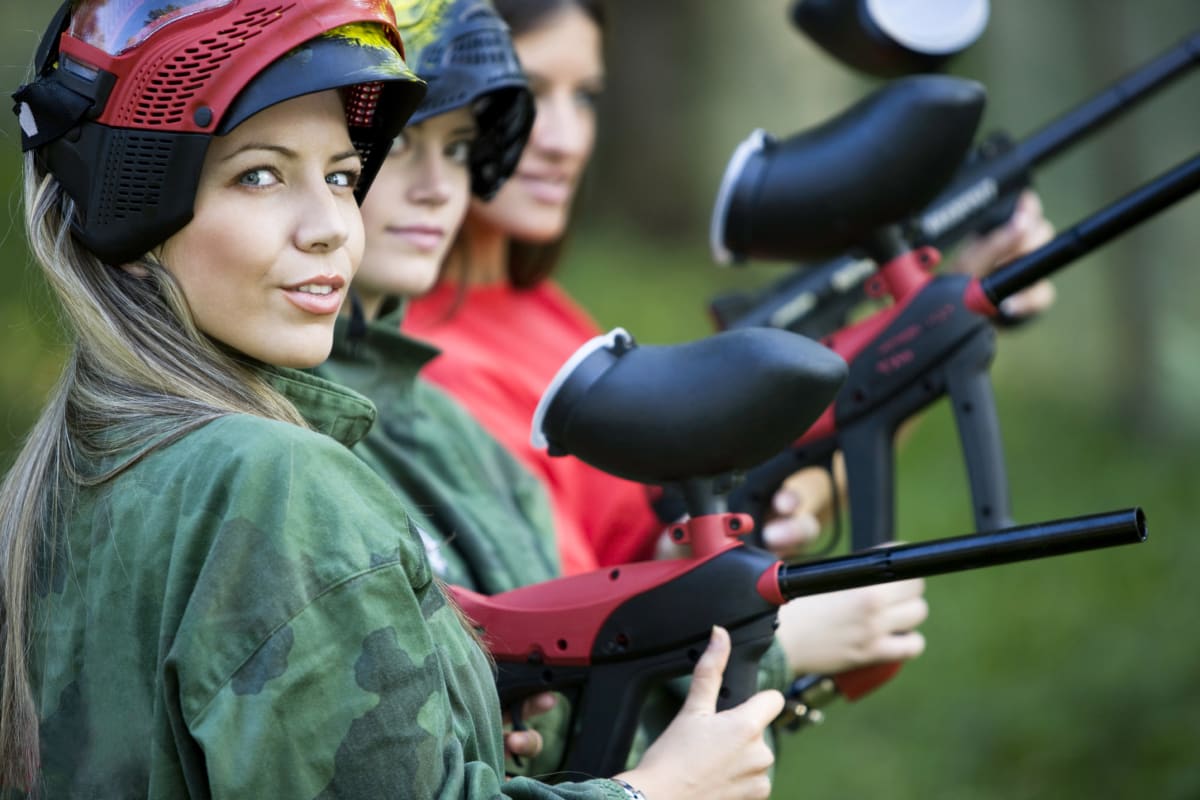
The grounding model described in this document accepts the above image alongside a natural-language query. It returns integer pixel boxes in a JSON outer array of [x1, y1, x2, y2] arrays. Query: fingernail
[[774, 490, 798, 514], [999, 297, 1023, 317]]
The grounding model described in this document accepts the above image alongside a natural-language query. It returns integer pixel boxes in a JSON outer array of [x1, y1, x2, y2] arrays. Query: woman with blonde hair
[[1, 2, 782, 797]]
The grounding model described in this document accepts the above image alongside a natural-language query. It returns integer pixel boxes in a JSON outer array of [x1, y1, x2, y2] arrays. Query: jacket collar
[[79, 363, 378, 482], [320, 306, 441, 414], [263, 365, 377, 448]]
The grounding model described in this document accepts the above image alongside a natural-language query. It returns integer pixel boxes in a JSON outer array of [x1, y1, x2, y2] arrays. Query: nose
[[530, 90, 592, 160], [295, 175, 352, 253], [408, 148, 453, 206]]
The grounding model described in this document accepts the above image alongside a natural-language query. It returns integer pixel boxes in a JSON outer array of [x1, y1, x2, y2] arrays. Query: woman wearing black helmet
[[1, 2, 780, 797], [315, 2, 786, 794]]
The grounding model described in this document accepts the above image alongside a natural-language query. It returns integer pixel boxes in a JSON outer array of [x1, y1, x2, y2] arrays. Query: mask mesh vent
[[345, 81, 383, 127], [119, 4, 289, 127], [95, 131, 177, 224]]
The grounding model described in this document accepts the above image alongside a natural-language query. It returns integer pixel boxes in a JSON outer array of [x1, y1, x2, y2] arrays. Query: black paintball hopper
[[532, 328, 848, 484], [792, 0, 989, 78], [712, 75, 986, 264]]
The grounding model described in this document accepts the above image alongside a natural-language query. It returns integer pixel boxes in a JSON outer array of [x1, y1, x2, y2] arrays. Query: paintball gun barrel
[[449, 507, 1146, 778], [710, 30, 1200, 337], [704, 49, 1199, 549], [727, 147, 1198, 548]]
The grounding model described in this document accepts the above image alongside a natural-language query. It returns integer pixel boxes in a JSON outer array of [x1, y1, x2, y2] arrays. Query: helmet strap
[[12, 1, 115, 153]]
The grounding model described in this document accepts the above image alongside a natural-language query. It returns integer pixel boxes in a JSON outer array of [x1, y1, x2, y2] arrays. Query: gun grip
[[833, 662, 903, 701], [715, 615, 780, 711], [839, 417, 897, 549], [945, 328, 1013, 532]]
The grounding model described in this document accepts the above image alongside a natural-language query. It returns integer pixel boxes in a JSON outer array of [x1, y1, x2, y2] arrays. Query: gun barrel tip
[[1133, 507, 1148, 541]]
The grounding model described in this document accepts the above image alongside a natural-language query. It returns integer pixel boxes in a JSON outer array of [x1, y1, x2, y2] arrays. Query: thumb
[[682, 625, 731, 714]]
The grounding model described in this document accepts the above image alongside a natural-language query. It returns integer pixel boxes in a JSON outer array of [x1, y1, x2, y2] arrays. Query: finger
[[1000, 279, 1056, 318], [504, 729, 544, 758], [761, 513, 820, 556], [870, 631, 927, 663], [853, 576, 925, 607], [772, 487, 798, 516], [951, 225, 1020, 277], [725, 738, 777, 783], [682, 626, 731, 713], [723, 688, 786, 730], [879, 596, 930, 633], [521, 691, 558, 719], [782, 468, 834, 516], [1019, 216, 1056, 251], [1014, 188, 1044, 220]]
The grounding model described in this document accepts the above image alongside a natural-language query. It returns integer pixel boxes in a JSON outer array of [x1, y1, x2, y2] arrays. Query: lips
[[516, 171, 573, 205], [283, 274, 345, 315], [385, 224, 446, 253]]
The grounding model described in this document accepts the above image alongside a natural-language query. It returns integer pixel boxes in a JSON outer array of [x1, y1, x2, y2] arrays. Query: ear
[[120, 262, 150, 278]]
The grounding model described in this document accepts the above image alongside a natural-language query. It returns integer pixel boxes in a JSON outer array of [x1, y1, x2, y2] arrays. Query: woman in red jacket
[[405, 0, 1055, 679]]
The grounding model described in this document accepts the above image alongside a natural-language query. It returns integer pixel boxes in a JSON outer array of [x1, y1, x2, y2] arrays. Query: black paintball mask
[[12, 0, 427, 266], [393, 0, 534, 199]]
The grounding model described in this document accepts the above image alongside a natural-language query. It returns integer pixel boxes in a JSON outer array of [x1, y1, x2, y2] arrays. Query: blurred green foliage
[[0, 1, 1197, 797]]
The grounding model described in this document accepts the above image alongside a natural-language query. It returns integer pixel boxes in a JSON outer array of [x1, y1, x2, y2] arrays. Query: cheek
[[447, 174, 472, 227], [159, 206, 252, 296], [578, 117, 597, 163], [360, 162, 403, 228], [468, 191, 513, 233], [344, 203, 366, 271]]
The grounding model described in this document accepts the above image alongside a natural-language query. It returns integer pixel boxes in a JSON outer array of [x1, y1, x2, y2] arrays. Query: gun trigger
[[508, 702, 527, 768]]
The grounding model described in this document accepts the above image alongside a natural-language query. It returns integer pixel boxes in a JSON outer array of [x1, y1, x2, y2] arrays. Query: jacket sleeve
[[186, 561, 621, 800], [165, 417, 623, 800]]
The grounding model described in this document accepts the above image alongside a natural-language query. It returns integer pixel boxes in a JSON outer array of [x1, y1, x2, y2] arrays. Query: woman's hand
[[949, 189, 1057, 318], [759, 462, 845, 557], [615, 626, 783, 800], [775, 578, 929, 676]]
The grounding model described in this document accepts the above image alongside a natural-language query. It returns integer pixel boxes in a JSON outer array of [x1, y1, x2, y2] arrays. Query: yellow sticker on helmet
[[389, 0, 455, 55]]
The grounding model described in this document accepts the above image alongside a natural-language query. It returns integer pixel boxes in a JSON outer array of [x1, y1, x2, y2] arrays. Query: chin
[[396, 255, 443, 296], [258, 332, 335, 370], [506, 205, 570, 245]]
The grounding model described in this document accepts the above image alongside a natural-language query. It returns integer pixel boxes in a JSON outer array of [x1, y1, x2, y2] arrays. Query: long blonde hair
[[0, 155, 310, 790]]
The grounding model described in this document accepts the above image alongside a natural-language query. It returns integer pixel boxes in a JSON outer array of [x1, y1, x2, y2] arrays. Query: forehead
[[409, 105, 476, 135], [514, 7, 603, 77]]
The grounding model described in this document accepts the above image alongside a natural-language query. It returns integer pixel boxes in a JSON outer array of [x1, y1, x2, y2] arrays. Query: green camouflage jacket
[[315, 313, 574, 776], [315, 311, 561, 594], [27, 365, 623, 800]]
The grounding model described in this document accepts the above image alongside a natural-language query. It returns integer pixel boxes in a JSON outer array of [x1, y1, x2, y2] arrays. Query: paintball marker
[[446, 327, 1147, 779], [709, 29, 1200, 338], [792, 0, 989, 79], [708, 73, 1199, 551]]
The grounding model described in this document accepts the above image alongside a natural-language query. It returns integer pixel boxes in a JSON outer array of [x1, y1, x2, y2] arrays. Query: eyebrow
[[221, 144, 361, 164], [526, 71, 606, 87]]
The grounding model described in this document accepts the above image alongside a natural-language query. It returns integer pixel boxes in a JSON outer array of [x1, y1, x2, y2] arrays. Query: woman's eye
[[574, 88, 602, 109], [388, 133, 409, 156], [238, 168, 279, 187], [327, 169, 362, 190], [447, 140, 474, 165]]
